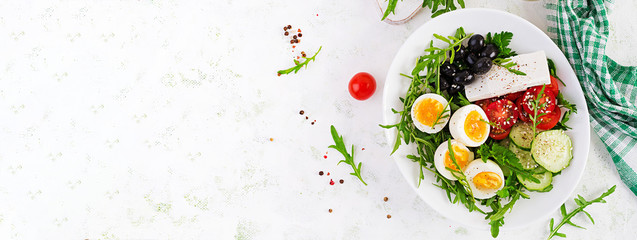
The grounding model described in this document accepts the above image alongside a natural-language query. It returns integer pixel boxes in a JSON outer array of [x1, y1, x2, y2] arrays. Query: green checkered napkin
[[546, 0, 637, 195]]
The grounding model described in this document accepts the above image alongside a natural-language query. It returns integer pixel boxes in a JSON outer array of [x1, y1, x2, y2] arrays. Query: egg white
[[449, 104, 490, 147], [434, 140, 475, 181], [464, 159, 505, 199], [410, 93, 450, 134]]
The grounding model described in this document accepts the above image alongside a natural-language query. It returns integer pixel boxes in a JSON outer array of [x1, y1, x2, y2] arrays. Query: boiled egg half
[[449, 104, 490, 147], [464, 159, 505, 199], [434, 140, 475, 180], [410, 93, 450, 134]]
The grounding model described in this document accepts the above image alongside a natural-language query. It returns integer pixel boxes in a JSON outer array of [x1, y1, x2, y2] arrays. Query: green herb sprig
[[432, 97, 452, 126], [529, 85, 549, 137], [277, 46, 322, 75], [382, 0, 466, 21], [329, 125, 367, 186], [547, 185, 616, 240]]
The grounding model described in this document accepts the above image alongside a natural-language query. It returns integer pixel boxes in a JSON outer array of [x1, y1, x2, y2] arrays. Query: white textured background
[[0, 0, 636, 239]]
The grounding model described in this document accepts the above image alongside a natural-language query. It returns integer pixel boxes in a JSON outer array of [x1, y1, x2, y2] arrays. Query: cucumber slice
[[517, 171, 552, 191], [531, 130, 573, 173], [509, 122, 535, 150], [509, 143, 538, 170]]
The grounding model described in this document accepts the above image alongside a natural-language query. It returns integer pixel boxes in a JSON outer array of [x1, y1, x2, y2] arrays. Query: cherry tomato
[[476, 98, 497, 113], [503, 91, 524, 102], [489, 126, 512, 140], [516, 97, 531, 122], [348, 72, 376, 100], [546, 75, 560, 94], [521, 86, 556, 116], [486, 99, 519, 130], [536, 106, 561, 130]]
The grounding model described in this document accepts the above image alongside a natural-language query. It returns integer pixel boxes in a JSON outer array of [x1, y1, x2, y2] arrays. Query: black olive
[[440, 62, 458, 77], [468, 34, 485, 52], [453, 45, 468, 61], [465, 52, 479, 65], [439, 75, 451, 90], [448, 83, 464, 95], [452, 70, 475, 85], [455, 60, 469, 70], [479, 44, 500, 59], [472, 57, 493, 75]]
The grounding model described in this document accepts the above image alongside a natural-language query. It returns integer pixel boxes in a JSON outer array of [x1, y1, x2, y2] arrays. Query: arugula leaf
[[547, 58, 566, 86], [556, 92, 577, 113], [493, 58, 526, 76], [553, 92, 578, 130], [329, 125, 367, 186], [381, 0, 398, 21], [382, 0, 466, 21], [277, 46, 322, 75], [547, 186, 616, 240]]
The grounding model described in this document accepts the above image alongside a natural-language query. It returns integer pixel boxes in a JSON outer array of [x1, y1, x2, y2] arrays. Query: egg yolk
[[473, 172, 503, 190], [414, 98, 443, 127], [444, 145, 470, 171], [464, 110, 488, 142]]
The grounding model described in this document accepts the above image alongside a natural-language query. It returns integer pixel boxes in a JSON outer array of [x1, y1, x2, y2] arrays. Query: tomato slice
[[516, 97, 531, 122], [503, 91, 524, 102], [546, 75, 560, 94], [521, 86, 556, 116], [486, 99, 519, 130], [476, 98, 497, 113], [536, 106, 561, 130], [489, 126, 511, 140]]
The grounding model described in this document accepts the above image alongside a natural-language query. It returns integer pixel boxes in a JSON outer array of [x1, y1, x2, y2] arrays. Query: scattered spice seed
[[296, 39, 301, 43], [305, 116, 308, 120], [387, 214, 392, 219], [311, 122, 315, 125], [329, 209, 333, 213], [298, 33, 303, 37], [290, 40, 294, 44], [319, 171, 324, 176], [323, 155, 327, 159], [327, 172, 330, 176], [339, 179, 344, 184], [283, 26, 287, 31], [384, 197, 389, 202], [329, 179, 335, 185], [297, 29, 301, 32], [362, 148, 365, 151], [292, 45, 296, 48], [277, 73, 281, 76], [284, 32, 289, 36], [287, 25, 292, 29], [269, 138, 273, 141], [299, 110, 304, 115], [293, 35, 297, 39]]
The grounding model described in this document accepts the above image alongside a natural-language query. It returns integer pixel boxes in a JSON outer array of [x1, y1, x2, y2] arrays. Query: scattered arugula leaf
[[277, 46, 322, 75], [547, 185, 616, 240], [329, 125, 367, 186], [382, 0, 466, 21]]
